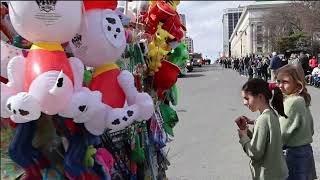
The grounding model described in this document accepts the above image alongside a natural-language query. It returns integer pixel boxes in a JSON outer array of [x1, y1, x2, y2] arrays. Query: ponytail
[[242, 78, 287, 118], [271, 87, 287, 118]]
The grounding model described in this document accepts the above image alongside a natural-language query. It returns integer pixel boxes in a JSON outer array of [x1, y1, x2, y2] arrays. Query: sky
[[177, 1, 254, 60]]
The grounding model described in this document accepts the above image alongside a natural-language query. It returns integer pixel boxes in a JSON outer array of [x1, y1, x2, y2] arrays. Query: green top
[[239, 109, 288, 180], [279, 95, 314, 147]]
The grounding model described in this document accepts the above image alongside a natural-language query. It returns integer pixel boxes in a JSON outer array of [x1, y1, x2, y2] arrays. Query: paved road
[[166, 64, 320, 180]]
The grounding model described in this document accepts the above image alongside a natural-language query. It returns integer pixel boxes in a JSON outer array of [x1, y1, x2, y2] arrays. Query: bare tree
[[262, 1, 320, 54]]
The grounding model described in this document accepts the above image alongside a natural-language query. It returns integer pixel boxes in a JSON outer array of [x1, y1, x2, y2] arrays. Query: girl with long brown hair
[[276, 64, 317, 180]]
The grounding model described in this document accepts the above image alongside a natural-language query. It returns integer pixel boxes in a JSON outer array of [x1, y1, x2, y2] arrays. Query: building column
[[250, 23, 254, 55]]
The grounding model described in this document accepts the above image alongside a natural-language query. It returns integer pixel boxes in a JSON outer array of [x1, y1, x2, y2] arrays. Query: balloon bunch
[[116, 1, 189, 148], [1, 0, 190, 179], [1, 1, 154, 179]]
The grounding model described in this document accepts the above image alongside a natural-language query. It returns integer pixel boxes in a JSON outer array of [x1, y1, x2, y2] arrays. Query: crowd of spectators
[[218, 52, 319, 88]]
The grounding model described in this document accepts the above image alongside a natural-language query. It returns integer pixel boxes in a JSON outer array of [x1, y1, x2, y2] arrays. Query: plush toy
[[52, 115, 112, 180], [0, 2, 105, 179], [146, 25, 173, 73], [69, 1, 154, 134]]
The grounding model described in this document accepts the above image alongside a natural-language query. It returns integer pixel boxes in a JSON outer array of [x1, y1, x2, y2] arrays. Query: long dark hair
[[242, 78, 287, 118]]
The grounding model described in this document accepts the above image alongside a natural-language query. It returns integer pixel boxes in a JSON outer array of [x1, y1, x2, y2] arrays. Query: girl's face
[[276, 72, 300, 95], [241, 91, 263, 112]]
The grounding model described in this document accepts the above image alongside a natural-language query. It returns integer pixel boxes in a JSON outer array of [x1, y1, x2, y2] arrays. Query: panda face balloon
[[69, 9, 126, 67], [8, 1, 82, 43]]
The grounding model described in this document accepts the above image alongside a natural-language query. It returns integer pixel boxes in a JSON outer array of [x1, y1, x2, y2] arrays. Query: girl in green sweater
[[276, 64, 317, 180], [236, 78, 288, 180]]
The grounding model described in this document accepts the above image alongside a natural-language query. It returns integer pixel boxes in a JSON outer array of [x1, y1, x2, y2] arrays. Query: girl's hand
[[241, 116, 255, 125], [238, 128, 248, 138], [235, 116, 247, 129]]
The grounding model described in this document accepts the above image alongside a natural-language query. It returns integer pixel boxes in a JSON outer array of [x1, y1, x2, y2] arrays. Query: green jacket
[[279, 95, 314, 147], [239, 109, 288, 180]]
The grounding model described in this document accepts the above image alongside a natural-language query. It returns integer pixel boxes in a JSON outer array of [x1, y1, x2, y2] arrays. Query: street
[[166, 64, 320, 180]]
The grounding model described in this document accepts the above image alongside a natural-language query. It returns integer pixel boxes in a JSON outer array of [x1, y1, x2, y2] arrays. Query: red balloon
[[89, 68, 126, 108], [83, 0, 118, 11], [153, 60, 180, 98], [24, 49, 74, 91]]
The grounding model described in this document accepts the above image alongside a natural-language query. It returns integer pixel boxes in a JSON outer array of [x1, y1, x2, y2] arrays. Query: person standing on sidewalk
[[236, 78, 288, 180], [276, 64, 317, 180], [269, 52, 282, 82], [309, 56, 318, 70], [298, 51, 310, 76]]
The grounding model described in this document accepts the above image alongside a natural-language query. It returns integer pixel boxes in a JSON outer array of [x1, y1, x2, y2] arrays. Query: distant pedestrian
[[244, 55, 250, 76], [298, 51, 310, 75], [276, 64, 317, 180], [288, 54, 299, 65], [235, 78, 288, 180], [248, 65, 254, 80], [269, 52, 282, 82], [309, 56, 318, 70], [261, 58, 269, 81]]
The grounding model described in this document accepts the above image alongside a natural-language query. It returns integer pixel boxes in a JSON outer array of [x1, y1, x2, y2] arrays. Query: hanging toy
[[146, 25, 173, 74], [0, 2, 105, 180], [68, 0, 154, 134], [153, 60, 180, 99], [168, 42, 189, 68], [142, 1, 186, 42]]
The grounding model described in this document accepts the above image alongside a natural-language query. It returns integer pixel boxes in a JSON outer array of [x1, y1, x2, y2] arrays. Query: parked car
[[192, 58, 202, 67]]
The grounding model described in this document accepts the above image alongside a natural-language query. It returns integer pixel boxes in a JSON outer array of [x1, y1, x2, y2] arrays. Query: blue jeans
[[9, 121, 41, 168], [285, 144, 317, 180]]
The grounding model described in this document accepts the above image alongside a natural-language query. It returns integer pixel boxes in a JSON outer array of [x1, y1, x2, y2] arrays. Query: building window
[[257, 34, 263, 44], [257, 47, 263, 52], [257, 25, 262, 32]]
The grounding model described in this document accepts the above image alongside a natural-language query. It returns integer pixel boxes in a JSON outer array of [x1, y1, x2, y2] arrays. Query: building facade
[[222, 7, 244, 57], [184, 36, 194, 53], [179, 13, 187, 37], [229, 3, 291, 58]]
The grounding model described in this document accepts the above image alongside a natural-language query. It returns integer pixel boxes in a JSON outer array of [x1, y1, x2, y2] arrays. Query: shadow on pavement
[[192, 65, 224, 72], [180, 73, 205, 78]]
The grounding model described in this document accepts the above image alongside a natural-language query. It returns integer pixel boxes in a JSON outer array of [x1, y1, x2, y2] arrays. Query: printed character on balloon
[[0, 1, 105, 179], [68, 0, 154, 135]]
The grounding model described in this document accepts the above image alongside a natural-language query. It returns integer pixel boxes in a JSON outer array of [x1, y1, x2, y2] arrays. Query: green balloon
[[159, 103, 179, 137], [168, 42, 189, 68], [83, 70, 92, 86]]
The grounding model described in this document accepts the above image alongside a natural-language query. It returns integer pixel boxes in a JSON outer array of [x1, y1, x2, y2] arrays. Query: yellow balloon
[[169, 1, 180, 11]]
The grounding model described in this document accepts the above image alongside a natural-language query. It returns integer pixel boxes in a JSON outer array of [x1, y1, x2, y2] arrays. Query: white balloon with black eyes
[[68, 6, 154, 135]]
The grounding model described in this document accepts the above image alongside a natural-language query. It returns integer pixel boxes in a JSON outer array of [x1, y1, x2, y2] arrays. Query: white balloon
[[6, 92, 41, 122], [8, 1, 82, 43], [69, 9, 126, 67], [28, 71, 73, 115], [1, 41, 26, 78]]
